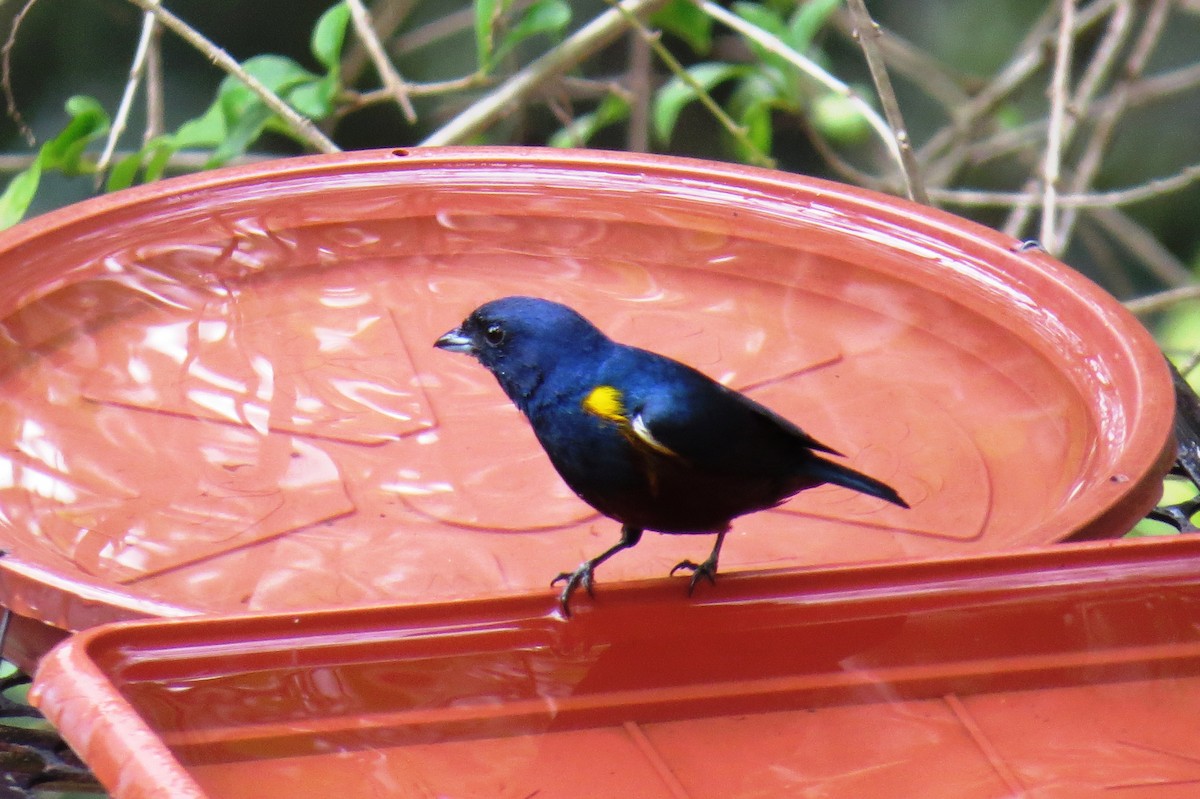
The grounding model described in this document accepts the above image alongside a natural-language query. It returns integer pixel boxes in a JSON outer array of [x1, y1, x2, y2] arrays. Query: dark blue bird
[[434, 296, 908, 615]]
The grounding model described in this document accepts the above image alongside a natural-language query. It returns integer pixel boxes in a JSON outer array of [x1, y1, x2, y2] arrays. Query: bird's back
[[524, 342, 838, 533]]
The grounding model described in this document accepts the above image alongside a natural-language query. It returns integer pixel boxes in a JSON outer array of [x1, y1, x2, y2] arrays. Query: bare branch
[[1, 0, 40, 145], [96, 11, 159, 183], [1037, 0, 1077, 254], [342, 0, 415, 83], [1056, 0, 1171, 248], [625, 29, 653, 153], [125, 0, 339, 154], [829, 10, 971, 114], [1090, 207, 1193, 287], [1124, 285, 1200, 316], [619, 2, 772, 166], [694, 0, 902, 180], [144, 18, 165, 142], [845, 0, 927, 204], [421, 0, 669, 146], [345, 0, 417, 123], [920, 0, 1119, 187], [930, 162, 1200, 208]]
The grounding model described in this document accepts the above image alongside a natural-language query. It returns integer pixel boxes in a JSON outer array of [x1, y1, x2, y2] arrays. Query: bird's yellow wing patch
[[582, 385, 627, 423], [583, 385, 682, 460]]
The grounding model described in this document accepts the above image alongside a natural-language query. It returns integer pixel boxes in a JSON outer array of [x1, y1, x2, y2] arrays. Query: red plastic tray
[[33, 534, 1200, 799], [0, 148, 1175, 670]]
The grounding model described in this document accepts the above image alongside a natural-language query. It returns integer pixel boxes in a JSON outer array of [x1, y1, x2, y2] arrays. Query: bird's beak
[[434, 326, 475, 354]]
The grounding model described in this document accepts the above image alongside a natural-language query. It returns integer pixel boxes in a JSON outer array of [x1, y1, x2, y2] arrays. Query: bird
[[434, 296, 908, 615]]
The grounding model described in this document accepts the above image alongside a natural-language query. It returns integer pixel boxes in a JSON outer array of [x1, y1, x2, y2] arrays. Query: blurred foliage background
[[1, 0, 1198, 294]]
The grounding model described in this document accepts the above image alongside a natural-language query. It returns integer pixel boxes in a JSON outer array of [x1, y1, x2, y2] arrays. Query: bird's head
[[434, 296, 610, 408]]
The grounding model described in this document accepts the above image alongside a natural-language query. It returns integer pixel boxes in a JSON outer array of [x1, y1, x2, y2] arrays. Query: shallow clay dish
[[0, 147, 1174, 668], [32, 535, 1200, 799]]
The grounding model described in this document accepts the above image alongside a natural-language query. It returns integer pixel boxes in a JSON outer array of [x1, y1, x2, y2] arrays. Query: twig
[[1038, 0, 1076, 254], [125, 0, 339, 154], [694, 0, 903, 176], [920, 0, 1118, 187], [625, 28, 652, 152], [1116, 61, 1200, 110], [421, 0, 669, 146], [345, 0, 417, 123], [829, 10, 971, 114], [1056, 0, 1170, 249], [96, 11, 159, 184], [844, 0, 927, 204], [1, 0, 40, 145], [1090, 207, 1193, 287], [928, 163, 1200, 208], [800, 114, 892, 191], [144, 17, 164, 142], [0, 149, 275, 175], [1077, 218, 1135, 298], [617, 1, 772, 166], [342, 0, 415, 84], [1124, 285, 1200, 316], [392, 3, 532, 53]]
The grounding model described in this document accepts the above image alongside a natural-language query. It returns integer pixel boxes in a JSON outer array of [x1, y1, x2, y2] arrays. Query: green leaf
[[492, 0, 570, 65], [810, 91, 870, 143], [209, 102, 274, 167], [732, 2, 786, 39], [311, 2, 351, 72], [732, 3, 800, 86], [653, 62, 746, 143], [142, 138, 178, 183], [652, 0, 712, 54], [475, 0, 499, 73], [106, 150, 144, 192], [288, 75, 339, 119], [786, 0, 842, 53], [173, 103, 227, 150], [549, 93, 630, 148], [238, 55, 319, 96], [42, 95, 110, 173], [0, 158, 42, 229]]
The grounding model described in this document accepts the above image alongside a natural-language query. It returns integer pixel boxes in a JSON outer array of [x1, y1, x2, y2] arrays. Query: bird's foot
[[551, 561, 596, 617], [669, 557, 719, 595]]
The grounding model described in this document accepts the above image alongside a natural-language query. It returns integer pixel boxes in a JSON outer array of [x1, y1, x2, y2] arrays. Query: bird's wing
[[617, 356, 840, 472]]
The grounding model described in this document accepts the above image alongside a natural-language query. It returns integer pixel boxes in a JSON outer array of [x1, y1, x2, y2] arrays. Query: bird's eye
[[484, 324, 506, 346]]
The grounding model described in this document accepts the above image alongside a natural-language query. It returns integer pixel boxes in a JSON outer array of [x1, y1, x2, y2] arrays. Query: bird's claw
[[669, 558, 718, 595], [551, 562, 595, 616]]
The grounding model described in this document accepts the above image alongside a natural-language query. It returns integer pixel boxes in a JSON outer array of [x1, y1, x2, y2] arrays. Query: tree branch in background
[[845, 0, 928, 204], [625, 29, 652, 153], [695, 0, 903, 180], [96, 11, 158, 184], [125, 0, 340, 154], [1, 0, 40, 145], [421, 0, 669, 146], [341, 0, 415, 84], [345, 0, 417, 123], [1036, 0, 1076, 254], [617, 0, 773, 167], [1091, 207, 1194, 288], [1057, 0, 1170, 249], [143, 17, 165, 142], [930, 163, 1200, 209]]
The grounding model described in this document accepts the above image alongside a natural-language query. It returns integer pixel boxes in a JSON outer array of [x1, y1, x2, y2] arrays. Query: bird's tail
[[806, 455, 909, 508]]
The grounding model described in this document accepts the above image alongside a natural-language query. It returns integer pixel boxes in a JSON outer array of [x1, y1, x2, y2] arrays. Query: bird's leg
[[669, 530, 727, 595], [552, 524, 643, 616]]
